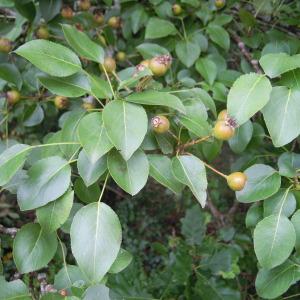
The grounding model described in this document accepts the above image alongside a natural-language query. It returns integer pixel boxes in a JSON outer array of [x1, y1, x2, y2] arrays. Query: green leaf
[[108, 150, 149, 196], [83, 284, 110, 300], [148, 154, 184, 194], [74, 178, 100, 204], [36, 190, 74, 233], [60, 110, 85, 159], [236, 164, 281, 203], [77, 112, 113, 163], [136, 43, 169, 59], [254, 214, 296, 269], [0, 144, 30, 186], [0, 276, 31, 300], [103, 101, 148, 161], [176, 39, 200, 68], [206, 24, 230, 50], [292, 210, 300, 253], [13, 223, 57, 273], [126, 91, 186, 114], [17, 156, 71, 211], [77, 150, 107, 187], [278, 152, 300, 178], [195, 57, 217, 85], [256, 260, 300, 299], [70, 202, 122, 282], [90, 74, 112, 99], [39, 0, 62, 22], [15, 40, 81, 77], [181, 205, 206, 245], [178, 115, 211, 137], [23, 104, 44, 127], [228, 120, 253, 153], [246, 203, 263, 228], [264, 188, 296, 218], [0, 63, 22, 90], [38, 72, 91, 97], [172, 155, 207, 207], [227, 73, 272, 126], [145, 17, 177, 39], [262, 87, 300, 147], [62, 24, 105, 63], [54, 265, 86, 290], [109, 248, 133, 274], [260, 53, 300, 78]]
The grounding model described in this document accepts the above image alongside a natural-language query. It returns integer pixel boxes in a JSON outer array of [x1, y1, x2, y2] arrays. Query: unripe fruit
[[172, 4, 182, 15], [98, 35, 106, 46], [79, 0, 91, 11], [101, 57, 116, 73], [108, 16, 121, 29], [61, 6, 73, 19], [227, 172, 247, 191], [116, 51, 126, 62], [215, 0, 226, 9], [151, 115, 170, 134], [6, 90, 21, 105], [217, 109, 228, 121], [94, 13, 104, 25], [54, 96, 69, 110], [140, 60, 150, 68], [36, 26, 50, 39], [82, 102, 95, 110], [0, 38, 12, 53], [213, 121, 235, 140], [149, 55, 172, 77]]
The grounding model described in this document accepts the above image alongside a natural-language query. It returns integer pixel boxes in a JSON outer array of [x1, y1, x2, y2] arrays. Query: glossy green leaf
[[136, 43, 169, 59], [0, 144, 30, 186], [13, 223, 57, 273], [246, 203, 263, 228], [236, 164, 281, 203], [54, 265, 86, 290], [62, 24, 105, 63], [0, 276, 31, 300], [83, 284, 110, 300], [90, 74, 112, 99], [196, 57, 217, 85], [36, 190, 74, 233], [227, 73, 272, 126], [228, 121, 253, 153], [109, 248, 133, 274], [145, 17, 177, 39], [38, 72, 91, 97], [263, 87, 300, 147], [254, 215, 296, 269], [17, 156, 71, 211], [264, 188, 296, 218], [23, 104, 44, 127], [15, 40, 81, 77], [108, 150, 149, 196], [260, 53, 300, 78], [0, 63, 22, 90], [126, 91, 186, 114], [77, 112, 113, 163], [206, 24, 230, 50], [103, 101, 148, 161], [39, 0, 62, 22], [292, 209, 300, 255], [278, 152, 300, 178], [77, 150, 107, 187], [178, 115, 210, 137], [172, 155, 207, 207], [74, 178, 100, 204], [70, 202, 122, 282], [176, 39, 200, 68], [148, 154, 184, 194]]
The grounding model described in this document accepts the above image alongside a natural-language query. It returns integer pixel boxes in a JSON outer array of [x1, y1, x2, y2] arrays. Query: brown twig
[[178, 135, 211, 152]]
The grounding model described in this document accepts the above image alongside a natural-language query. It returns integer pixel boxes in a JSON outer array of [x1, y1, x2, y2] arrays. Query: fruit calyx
[[151, 115, 170, 134]]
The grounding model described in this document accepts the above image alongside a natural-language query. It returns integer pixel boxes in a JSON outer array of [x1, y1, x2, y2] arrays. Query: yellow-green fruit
[[217, 109, 228, 121], [108, 16, 120, 29], [61, 6, 73, 19], [140, 59, 150, 68], [98, 35, 106, 46], [227, 172, 247, 191], [94, 13, 104, 25], [116, 51, 126, 62], [36, 27, 50, 39], [79, 0, 91, 11], [149, 57, 168, 77], [6, 90, 21, 105], [213, 121, 235, 140], [54, 96, 69, 110], [82, 102, 95, 110], [102, 57, 116, 73], [215, 0, 225, 9], [172, 4, 182, 15], [151, 115, 170, 134], [0, 38, 12, 53]]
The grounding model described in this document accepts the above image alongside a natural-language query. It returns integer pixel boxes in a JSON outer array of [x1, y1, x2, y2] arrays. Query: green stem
[[98, 173, 109, 203], [100, 63, 116, 99]]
